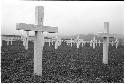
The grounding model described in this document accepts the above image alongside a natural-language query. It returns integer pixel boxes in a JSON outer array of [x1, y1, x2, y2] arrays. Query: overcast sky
[[1, 0, 124, 36]]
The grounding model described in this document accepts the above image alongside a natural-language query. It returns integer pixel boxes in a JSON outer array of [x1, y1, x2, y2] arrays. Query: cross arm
[[16, 23, 37, 31], [16, 23, 58, 33], [97, 33, 114, 38], [42, 26, 58, 33]]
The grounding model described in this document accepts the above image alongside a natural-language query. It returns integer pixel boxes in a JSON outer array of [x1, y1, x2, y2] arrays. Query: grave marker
[[97, 22, 114, 64], [111, 41, 114, 46], [90, 40, 93, 47], [115, 38, 119, 48], [92, 37, 96, 49], [7, 40, 9, 46], [16, 6, 58, 75], [10, 38, 13, 45], [48, 39, 51, 46], [98, 40, 101, 46], [76, 34, 80, 48], [70, 38, 73, 47]]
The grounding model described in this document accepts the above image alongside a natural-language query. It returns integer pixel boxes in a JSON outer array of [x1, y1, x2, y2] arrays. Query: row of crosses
[[1, 33, 119, 49], [15, 6, 120, 75], [64, 35, 119, 49]]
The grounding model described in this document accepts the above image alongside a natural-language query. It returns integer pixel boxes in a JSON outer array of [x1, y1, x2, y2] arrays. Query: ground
[[1, 41, 124, 83]]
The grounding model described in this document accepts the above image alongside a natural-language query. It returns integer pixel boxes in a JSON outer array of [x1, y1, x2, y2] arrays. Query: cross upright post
[[48, 39, 51, 46], [16, 6, 58, 75], [70, 38, 73, 47], [97, 22, 114, 64], [115, 38, 119, 48], [90, 40, 92, 47], [7, 40, 9, 46], [25, 31, 29, 50], [103, 22, 109, 64], [92, 37, 96, 49], [76, 34, 80, 48]]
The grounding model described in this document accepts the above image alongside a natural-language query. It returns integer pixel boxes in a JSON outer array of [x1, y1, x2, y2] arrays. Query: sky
[[1, 0, 124, 36]]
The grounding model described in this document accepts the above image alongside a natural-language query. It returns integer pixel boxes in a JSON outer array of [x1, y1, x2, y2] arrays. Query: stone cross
[[54, 34, 62, 49], [81, 40, 84, 47], [52, 38, 55, 45], [90, 40, 93, 47], [55, 34, 60, 49], [115, 38, 119, 48], [98, 40, 101, 46], [10, 38, 13, 45], [55, 41, 58, 49], [6, 38, 13, 46], [48, 39, 51, 46], [21, 33, 28, 50], [76, 34, 80, 48], [66, 40, 69, 45], [70, 38, 74, 47], [81, 40, 85, 47], [97, 22, 114, 64], [7, 40, 9, 46], [16, 6, 58, 75], [25, 31, 29, 50], [92, 37, 96, 49], [95, 40, 98, 46], [111, 41, 114, 46]]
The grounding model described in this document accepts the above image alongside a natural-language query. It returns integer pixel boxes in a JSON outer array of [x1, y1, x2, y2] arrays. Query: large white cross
[[16, 6, 58, 75], [97, 22, 114, 64]]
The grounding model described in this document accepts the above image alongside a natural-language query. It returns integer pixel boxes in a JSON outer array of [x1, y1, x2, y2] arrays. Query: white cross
[[69, 38, 74, 47], [48, 39, 51, 46], [90, 40, 93, 47], [95, 40, 98, 46], [16, 6, 58, 75], [115, 38, 119, 48], [55, 33, 59, 49], [81, 40, 84, 47], [92, 37, 96, 49], [111, 41, 114, 46], [98, 40, 101, 46], [97, 22, 114, 64], [76, 34, 81, 48], [7, 40, 9, 46], [66, 40, 70, 46], [21, 33, 28, 49]]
